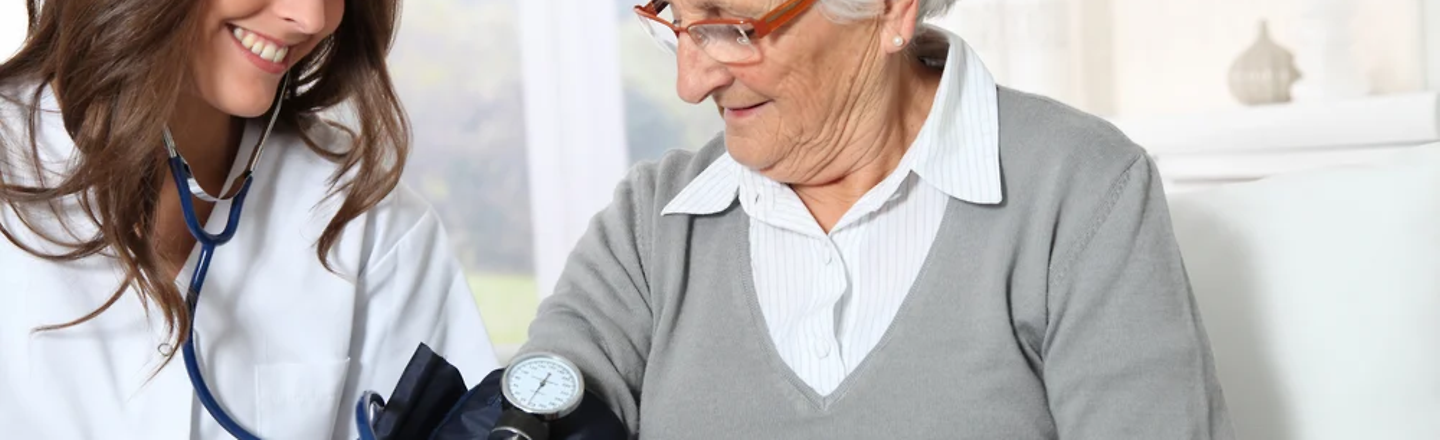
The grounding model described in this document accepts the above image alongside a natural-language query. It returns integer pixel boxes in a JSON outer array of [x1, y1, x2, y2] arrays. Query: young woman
[[0, 0, 497, 438]]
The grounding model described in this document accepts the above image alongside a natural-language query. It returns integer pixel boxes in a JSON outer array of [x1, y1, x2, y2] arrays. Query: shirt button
[[823, 251, 834, 265], [815, 342, 832, 359]]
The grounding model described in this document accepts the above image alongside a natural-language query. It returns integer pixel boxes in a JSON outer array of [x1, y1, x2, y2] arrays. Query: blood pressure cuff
[[370, 344, 470, 439], [429, 368, 629, 440]]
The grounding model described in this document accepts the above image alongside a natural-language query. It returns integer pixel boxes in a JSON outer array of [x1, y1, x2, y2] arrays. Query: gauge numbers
[[502, 353, 584, 417]]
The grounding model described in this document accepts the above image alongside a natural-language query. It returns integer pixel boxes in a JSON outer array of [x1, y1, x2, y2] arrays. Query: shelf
[[1105, 93, 1440, 192], [1108, 92, 1440, 155]]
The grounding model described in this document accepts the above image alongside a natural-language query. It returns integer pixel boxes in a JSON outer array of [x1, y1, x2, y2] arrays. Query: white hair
[[817, 0, 958, 23]]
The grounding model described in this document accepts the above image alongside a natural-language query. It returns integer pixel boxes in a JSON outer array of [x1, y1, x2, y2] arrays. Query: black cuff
[[431, 368, 629, 440]]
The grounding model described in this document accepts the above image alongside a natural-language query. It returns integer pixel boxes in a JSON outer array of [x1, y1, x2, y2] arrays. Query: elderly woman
[[503, 0, 1236, 437]]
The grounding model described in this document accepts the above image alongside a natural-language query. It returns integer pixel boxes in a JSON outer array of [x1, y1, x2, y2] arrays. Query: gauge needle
[[528, 373, 552, 404]]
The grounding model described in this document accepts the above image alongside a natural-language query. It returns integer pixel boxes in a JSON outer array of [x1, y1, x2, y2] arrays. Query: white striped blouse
[[662, 28, 1003, 396]]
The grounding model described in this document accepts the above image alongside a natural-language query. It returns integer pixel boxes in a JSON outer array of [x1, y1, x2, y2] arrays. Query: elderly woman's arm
[[1043, 155, 1235, 438], [516, 165, 659, 432]]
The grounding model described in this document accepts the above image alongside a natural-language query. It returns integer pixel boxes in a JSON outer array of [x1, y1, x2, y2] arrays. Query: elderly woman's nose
[[675, 38, 732, 104]]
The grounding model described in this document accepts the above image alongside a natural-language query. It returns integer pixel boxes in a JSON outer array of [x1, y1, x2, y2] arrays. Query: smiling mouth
[[722, 101, 770, 120], [230, 25, 290, 64]]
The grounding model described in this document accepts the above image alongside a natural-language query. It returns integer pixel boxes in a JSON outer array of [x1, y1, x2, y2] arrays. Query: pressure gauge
[[500, 352, 585, 419]]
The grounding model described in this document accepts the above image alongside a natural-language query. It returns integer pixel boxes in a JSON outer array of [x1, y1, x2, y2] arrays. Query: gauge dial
[[500, 352, 585, 417]]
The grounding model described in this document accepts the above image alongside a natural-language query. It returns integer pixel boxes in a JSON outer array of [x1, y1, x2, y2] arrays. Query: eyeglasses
[[633, 0, 818, 64]]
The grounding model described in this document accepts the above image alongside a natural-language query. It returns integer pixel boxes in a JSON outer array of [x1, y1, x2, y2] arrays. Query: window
[[615, 0, 724, 164], [389, 0, 538, 355], [388, 0, 722, 358]]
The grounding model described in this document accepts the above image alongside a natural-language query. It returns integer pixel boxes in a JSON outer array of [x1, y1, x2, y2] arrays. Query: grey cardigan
[[517, 87, 1235, 439]]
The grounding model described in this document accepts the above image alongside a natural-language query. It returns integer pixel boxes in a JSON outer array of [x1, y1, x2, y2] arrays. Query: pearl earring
[[893, 36, 905, 47]]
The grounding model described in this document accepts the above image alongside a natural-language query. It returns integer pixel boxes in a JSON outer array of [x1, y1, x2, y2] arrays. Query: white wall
[[935, 0, 1426, 117], [1112, 0, 1422, 115]]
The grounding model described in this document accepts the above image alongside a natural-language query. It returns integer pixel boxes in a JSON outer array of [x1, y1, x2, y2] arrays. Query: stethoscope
[[168, 74, 389, 440], [166, 75, 283, 440]]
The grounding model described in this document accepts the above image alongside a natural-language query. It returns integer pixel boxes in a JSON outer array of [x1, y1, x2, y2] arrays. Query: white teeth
[[231, 26, 290, 64]]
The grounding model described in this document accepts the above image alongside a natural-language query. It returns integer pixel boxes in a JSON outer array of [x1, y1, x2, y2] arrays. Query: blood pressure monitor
[[489, 352, 586, 440]]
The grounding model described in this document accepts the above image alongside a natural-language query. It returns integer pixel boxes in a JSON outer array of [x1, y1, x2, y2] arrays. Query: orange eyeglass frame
[[633, 0, 820, 42]]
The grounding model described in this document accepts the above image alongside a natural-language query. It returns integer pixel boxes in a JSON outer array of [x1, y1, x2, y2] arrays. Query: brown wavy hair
[[0, 0, 410, 354]]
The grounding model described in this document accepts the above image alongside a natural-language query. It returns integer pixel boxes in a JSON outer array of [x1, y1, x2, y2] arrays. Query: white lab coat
[[0, 85, 500, 439]]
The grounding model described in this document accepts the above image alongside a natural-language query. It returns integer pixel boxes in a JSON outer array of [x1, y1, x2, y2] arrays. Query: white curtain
[[932, 0, 1112, 114], [517, 1, 632, 300]]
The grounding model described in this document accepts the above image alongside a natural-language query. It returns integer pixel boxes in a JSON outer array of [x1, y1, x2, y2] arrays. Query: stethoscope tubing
[[170, 72, 386, 440], [172, 157, 260, 439], [168, 73, 283, 440]]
